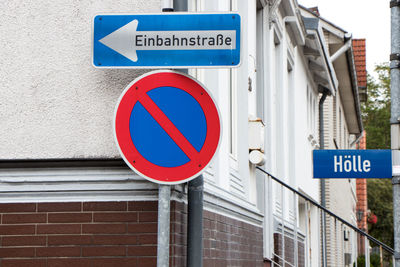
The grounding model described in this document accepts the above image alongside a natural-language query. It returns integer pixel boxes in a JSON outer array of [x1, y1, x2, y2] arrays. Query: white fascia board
[[281, 0, 306, 46], [316, 26, 339, 91], [299, 5, 346, 40], [306, 28, 338, 95], [0, 165, 264, 227], [284, 16, 306, 46], [318, 17, 347, 40]]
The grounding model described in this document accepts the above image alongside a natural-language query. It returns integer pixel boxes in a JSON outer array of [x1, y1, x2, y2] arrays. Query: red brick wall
[[352, 39, 367, 88], [354, 38, 367, 254], [356, 132, 368, 227], [171, 201, 264, 267], [0, 200, 263, 267], [356, 131, 368, 254], [273, 233, 305, 267], [0, 201, 158, 267]]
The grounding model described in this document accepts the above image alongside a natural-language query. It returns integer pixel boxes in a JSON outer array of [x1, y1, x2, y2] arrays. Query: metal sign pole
[[156, 5, 174, 267], [167, 0, 205, 265], [391, 0, 400, 266], [166, 0, 205, 265], [157, 184, 171, 267], [155, 0, 175, 262]]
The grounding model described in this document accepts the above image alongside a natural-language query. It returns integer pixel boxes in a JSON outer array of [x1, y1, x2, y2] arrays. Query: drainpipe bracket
[[392, 176, 400, 185], [390, 0, 400, 8], [394, 251, 400, 260], [390, 60, 400, 70], [390, 53, 400, 61], [390, 53, 400, 69]]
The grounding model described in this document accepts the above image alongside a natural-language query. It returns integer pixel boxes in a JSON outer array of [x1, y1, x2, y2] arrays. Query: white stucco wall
[[0, 0, 160, 159], [294, 50, 321, 202]]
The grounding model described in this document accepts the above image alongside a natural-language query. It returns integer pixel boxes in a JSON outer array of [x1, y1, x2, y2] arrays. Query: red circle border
[[114, 71, 221, 184]]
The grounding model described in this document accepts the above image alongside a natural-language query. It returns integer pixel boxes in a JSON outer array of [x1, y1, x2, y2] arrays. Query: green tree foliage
[[367, 179, 393, 247], [362, 64, 393, 248], [362, 64, 391, 149], [356, 254, 382, 267]]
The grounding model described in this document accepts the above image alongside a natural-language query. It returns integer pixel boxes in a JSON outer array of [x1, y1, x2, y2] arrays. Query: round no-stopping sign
[[114, 70, 221, 184]]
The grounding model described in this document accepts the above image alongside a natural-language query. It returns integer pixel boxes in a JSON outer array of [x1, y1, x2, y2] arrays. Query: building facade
[[0, 0, 366, 266], [353, 38, 368, 256]]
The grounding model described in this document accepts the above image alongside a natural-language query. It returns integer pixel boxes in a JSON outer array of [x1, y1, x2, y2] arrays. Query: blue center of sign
[[129, 86, 207, 167]]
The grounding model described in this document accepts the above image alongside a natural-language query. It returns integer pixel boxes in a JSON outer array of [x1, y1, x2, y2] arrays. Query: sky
[[298, 0, 390, 77]]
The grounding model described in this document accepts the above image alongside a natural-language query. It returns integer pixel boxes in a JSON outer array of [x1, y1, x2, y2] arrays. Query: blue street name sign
[[93, 13, 241, 68], [313, 150, 392, 178]]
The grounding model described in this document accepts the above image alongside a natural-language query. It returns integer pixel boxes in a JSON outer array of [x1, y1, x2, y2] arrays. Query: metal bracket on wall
[[391, 53, 400, 61], [395, 251, 400, 260], [390, 0, 400, 8], [390, 61, 400, 70], [390, 54, 400, 69], [392, 176, 400, 185]]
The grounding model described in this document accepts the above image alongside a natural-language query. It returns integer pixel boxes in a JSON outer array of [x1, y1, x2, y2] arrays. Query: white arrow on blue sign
[[93, 13, 241, 68], [313, 149, 392, 178]]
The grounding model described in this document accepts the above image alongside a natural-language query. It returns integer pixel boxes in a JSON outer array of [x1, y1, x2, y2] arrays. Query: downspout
[[330, 34, 352, 63], [350, 131, 364, 148], [319, 86, 330, 267]]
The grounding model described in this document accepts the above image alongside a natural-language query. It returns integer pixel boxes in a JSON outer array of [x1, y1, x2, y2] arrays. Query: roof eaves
[[346, 46, 364, 134], [303, 17, 338, 95]]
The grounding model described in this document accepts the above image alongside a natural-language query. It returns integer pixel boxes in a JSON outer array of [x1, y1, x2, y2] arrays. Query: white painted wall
[[293, 48, 321, 202], [0, 0, 160, 159], [258, 2, 323, 262]]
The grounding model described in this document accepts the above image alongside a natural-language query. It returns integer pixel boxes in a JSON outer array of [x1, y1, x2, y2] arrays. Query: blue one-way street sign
[[93, 13, 241, 68], [313, 150, 392, 178]]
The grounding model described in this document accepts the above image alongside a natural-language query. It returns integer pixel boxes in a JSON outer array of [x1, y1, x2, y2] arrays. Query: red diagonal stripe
[[138, 93, 200, 163]]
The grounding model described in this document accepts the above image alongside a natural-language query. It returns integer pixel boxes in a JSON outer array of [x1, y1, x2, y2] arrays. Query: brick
[[203, 258, 215, 267], [171, 233, 185, 245], [2, 235, 46, 246], [2, 259, 46, 267], [36, 246, 81, 257], [128, 201, 157, 211], [0, 203, 36, 213], [47, 258, 92, 267], [82, 246, 126, 257], [204, 210, 215, 220], [38, 202, 81, 212], [138, 234, 157, 245], [171, 208, 263, 266], [127, 245, 157, 256], [0, 225, 35, 235], [48, 212, 92, 223], [82, 223, 126, 234], [137, 257, 157, 267], [83, 201, 127, 211], [37, 224, 81, 234], [93, 212, 137, 222], [128, 223, 157, 233], [171, 255, 185, 267], [48, 235, 92, 245], [139, 212, 158, 222], [0, 247, 35, 258], [92, 235, 137, 245], [92, 258, 138, 267], [2, 213, 46, 224]]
